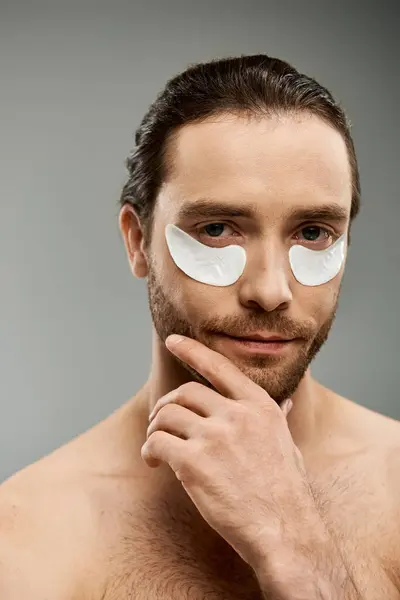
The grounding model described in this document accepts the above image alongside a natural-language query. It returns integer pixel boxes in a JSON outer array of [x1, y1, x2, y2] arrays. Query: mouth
[[213, 332, 298, 356], [227, 332, 294, 342]]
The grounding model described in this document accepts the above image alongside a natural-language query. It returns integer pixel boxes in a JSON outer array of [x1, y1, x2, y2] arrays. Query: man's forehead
[[159, 113, 352, 221]]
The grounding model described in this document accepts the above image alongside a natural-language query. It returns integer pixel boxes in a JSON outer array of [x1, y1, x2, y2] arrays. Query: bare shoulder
[[333, 395, 400, 483], [360, 404, 400, 588], [0, 403, 146, 600], [328, 392, 400, 452], [0, 441, 108, 599], [333, 396, 400, 579], [352, 400, 400, 501]]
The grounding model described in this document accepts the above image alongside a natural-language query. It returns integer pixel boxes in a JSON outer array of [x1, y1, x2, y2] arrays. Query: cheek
[[160, 254, 234, 322], [177, 277, 231, 319], [296, 279, 340, 323]]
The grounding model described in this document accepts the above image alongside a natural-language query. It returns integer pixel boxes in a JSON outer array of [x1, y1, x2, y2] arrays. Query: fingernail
[[282, 398, 293, 415]]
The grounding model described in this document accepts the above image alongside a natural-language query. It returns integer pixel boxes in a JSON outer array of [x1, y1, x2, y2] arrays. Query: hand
[[141, 334, 313, 570]]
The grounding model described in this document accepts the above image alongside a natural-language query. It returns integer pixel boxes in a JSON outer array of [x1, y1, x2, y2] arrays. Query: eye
[[199, 223, 235, 238], [294, 225, 333, 247], [301, 226, 325, 242]]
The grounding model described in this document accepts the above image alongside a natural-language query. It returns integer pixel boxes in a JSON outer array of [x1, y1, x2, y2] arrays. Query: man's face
[[147, 113, 352, 404]]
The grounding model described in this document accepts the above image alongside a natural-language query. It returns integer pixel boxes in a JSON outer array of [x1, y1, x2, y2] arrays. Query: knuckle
[[174, 386, 186, 401], [156, 403, 178, 421], [147, 429, 165, 446], [201, 419, 227, 441], [181, 381, 198, 393], [176, 381, 200, 399], [201, 422, 232, 455], [224, 402, 246, 424]]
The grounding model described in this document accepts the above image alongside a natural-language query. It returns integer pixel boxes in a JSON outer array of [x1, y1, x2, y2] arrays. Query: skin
[[1, 113, 400, 599]]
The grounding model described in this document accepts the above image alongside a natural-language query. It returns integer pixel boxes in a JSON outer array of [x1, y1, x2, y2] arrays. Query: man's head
[[119, 54, 360, 404]]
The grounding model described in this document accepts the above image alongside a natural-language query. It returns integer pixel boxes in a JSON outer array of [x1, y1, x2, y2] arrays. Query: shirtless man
[[1, 54, 400, 599]]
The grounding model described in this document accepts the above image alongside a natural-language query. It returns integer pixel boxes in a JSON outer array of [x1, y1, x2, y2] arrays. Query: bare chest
[[100, 456, 398, 600], [101, 494, 262, 599]]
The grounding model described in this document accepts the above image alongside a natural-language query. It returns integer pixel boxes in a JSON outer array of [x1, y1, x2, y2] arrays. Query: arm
[[253, 443, 400, 600], [248, 499, 362, 600], [254, 528, 361, 600]]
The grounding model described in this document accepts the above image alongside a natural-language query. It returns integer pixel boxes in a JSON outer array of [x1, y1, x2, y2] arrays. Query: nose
[[238, 242, 293, 312]]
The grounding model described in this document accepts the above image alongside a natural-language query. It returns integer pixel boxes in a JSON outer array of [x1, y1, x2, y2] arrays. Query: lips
[[214, 332, 295, 357], [224, 333, 293, 342]]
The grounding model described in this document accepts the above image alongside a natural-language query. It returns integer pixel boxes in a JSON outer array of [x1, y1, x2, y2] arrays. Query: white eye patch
[[165, 224, 247, 286], [288, 234, 346, 286], [165, 224, 346, 288]]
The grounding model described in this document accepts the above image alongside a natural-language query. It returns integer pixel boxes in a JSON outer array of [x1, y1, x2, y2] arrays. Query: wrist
[[256, 547, 340, 600], [252, 523, 350, 600]]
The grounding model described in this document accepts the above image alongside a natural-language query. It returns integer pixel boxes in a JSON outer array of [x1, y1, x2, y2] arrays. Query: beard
[[147, 264, 338, 405]]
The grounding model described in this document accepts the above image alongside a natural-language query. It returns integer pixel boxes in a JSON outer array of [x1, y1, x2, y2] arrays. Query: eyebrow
[[285, 204, 349, 223], [176, 198, 349, 224], [176, 199, 257, 220]]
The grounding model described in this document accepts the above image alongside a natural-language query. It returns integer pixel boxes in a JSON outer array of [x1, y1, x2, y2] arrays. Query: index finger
[[165, 334, 263, 401]]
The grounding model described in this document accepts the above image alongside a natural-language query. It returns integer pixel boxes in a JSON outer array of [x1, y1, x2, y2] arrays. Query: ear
[[119, 204, 148, 278]]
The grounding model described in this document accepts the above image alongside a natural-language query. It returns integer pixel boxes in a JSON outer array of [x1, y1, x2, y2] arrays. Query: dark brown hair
[[120, 54, 360, 242]]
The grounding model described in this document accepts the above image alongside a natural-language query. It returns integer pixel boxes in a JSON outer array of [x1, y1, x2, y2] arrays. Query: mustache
[[201, 313, 315, 340]]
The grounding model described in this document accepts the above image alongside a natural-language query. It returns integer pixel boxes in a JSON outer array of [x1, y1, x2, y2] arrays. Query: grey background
[[0, 0, 398, 483]]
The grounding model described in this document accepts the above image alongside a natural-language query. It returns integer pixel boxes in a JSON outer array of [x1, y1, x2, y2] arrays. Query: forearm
[[251, 520, 361, 600], [255, 546, 360, 600]]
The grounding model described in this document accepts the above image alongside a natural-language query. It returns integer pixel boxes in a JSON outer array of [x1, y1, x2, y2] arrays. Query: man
[[1, 54, 399, 599]]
